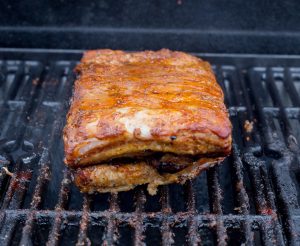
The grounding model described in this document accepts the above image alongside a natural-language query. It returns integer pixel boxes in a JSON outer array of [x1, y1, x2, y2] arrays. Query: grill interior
[[0, 49, 300, 245]]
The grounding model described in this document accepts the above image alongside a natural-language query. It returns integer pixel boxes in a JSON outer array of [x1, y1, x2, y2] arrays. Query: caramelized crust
[[73, 157, 224, 195], [64, 49, 232, 167]]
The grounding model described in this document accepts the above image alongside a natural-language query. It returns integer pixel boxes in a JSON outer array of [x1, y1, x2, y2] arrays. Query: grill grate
[[0, 50, 300, 245]]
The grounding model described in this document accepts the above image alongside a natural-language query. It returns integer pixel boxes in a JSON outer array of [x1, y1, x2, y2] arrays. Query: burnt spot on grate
[[0, 51, 299, 245]]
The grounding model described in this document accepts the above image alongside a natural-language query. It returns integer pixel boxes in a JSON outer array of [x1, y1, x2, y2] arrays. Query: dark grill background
[[0, 49, 300, 245], [1, 0, 300, 54]]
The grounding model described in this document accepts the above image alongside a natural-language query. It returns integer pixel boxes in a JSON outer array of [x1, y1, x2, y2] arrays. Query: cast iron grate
[[0, 49, 299, 245]]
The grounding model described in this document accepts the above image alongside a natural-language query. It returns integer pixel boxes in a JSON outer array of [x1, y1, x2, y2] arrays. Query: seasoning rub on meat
[[63, 49, 232, 195]]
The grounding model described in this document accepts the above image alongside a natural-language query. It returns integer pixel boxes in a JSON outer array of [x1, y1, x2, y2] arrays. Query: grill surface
[[0, 49, 300, 245]]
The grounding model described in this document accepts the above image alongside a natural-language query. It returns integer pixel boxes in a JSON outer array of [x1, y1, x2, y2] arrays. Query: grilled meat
[[74, 157, 224, 195], [63, 49, 232, 194]]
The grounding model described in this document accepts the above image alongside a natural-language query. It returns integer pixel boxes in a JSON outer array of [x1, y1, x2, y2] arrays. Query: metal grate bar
[[185, 181, 201, 246], [206, 167, 227, 245], [259, 163, 285, 245], [102, 193, 120, 245], [76, 195, 91, 246], [160, 186, 174, 246], [133, 189, 146, 246], [248, 69, 286, 154], [284, 68, 300, 107], [243, 154, 269, 215], [0, 209, 282, 224], [19, 151, 50, 245], [46, 169, 72, 246], [231, 144, 254, 245], [266, 69, 298, 149]]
